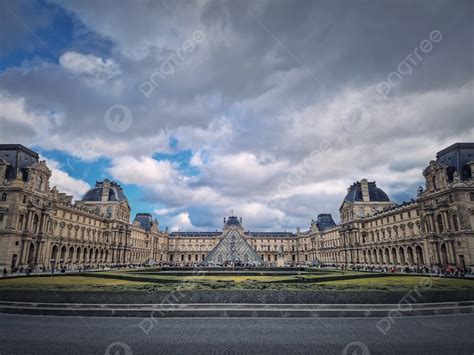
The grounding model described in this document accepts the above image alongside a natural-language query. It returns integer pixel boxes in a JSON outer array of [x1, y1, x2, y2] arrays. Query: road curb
[[0, 301, 472, 318]]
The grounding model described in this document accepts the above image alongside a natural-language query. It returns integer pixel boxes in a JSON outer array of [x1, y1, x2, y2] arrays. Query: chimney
[[223, 217, 226, 226], [101, 179, 110, 202], [361, 179, 369, 202], [240, 217, 242, 224]]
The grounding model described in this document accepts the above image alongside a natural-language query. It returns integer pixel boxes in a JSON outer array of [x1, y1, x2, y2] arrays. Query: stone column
[[446, 241, 456, 265], [32, 241, 39, 267], [38, 212, 45, 235], [428, 214, 435, 233], [25, 211, 32, 232], [20, 240, 29, 265], [431, 242, 440, 266], [443, 211, 451, 231]]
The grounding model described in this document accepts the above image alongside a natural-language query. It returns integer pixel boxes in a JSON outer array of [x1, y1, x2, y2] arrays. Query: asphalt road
[[0, 314, 473, 355]]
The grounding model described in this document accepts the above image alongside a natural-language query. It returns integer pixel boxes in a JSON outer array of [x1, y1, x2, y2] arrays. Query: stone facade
[[1, 143, 473, 271], [0, 145, 164, 271], [309, 143, 474, 270]]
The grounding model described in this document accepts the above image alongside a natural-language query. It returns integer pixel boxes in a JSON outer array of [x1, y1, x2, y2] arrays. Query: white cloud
[[0, 92, 56, 139], [200, 152, 289, 191], [168, 212, 194, 232], [108, 156, 180, 186], [59, 51, 121, 80], [2, 1, 472, 230], [42, 157, 90, 200]]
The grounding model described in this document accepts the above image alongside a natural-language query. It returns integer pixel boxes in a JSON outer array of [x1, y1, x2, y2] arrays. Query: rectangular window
[[0, 212, 4, 223]]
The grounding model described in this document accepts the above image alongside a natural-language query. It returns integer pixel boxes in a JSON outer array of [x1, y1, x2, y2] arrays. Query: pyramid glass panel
[[204, 225, 263, 265]]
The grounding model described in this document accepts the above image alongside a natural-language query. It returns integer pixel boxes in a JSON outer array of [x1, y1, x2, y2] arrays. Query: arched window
[[1, 192, 6, 201]]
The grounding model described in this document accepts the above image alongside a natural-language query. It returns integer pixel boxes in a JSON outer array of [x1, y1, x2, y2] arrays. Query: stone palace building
[[0, 143, 473, 271]]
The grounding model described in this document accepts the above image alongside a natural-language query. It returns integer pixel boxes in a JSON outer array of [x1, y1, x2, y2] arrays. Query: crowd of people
[[2, 262, 473, 278], [321, 263, 472, 277], [1, 263, 150, 277]]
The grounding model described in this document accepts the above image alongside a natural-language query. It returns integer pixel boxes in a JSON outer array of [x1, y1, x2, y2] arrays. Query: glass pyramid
[[204, 217, 263, 265]]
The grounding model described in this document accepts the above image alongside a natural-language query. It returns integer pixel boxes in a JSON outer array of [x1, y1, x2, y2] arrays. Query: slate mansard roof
[[436, 143, 474, 181], [134, 213, 154, 231], [343, 181, 390, 203], [315, 214, 337, 231], [0, 144, 39, 180], [82, 180, 128, 203]]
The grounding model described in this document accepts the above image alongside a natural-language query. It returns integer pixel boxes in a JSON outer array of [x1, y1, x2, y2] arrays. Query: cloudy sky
[[0, 0, 472, 231]]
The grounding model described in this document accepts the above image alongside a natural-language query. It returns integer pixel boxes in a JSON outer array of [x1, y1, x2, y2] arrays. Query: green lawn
[[0, 276, 153, 292], [98, 273, 311, 282], [98, 269, 362, 282], [0, 273, 472, 292], [317, 276, 474, 291]]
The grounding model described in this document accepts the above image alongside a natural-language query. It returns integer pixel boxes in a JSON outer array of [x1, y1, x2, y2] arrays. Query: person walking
[[2, 268, 7, 277]]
